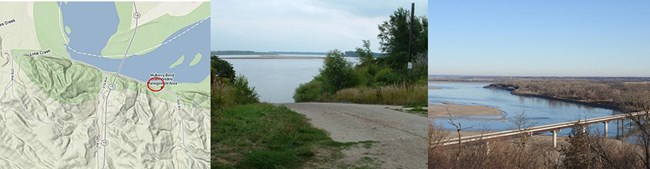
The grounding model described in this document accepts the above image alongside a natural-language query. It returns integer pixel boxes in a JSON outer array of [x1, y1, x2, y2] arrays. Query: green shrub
[[212, 75, 259, 109], [211, 56, 259, 109], [321, 50, 357, 93], [294, 79, 326, 102], [373, 66, 402, 85], [231, 76, 259, 104], [353, 64, 379, 87]]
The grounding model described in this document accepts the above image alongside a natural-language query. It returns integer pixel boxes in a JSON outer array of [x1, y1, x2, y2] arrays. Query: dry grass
[[212, 80, 238, 108], [428, 125, 648, 169], [332, 83, 427, 106]]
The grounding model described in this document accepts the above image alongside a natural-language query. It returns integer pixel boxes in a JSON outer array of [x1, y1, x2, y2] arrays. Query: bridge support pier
[[621, 119, 625, 139], [603, 121, 609, 138], [617, 119, 621, 139], [552, 130, 558, 148]]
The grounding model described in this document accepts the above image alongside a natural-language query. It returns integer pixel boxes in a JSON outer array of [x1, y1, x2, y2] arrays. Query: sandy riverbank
[[429, 103, 503, 117]]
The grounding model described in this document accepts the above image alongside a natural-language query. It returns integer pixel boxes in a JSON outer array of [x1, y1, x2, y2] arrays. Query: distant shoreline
[[484, 84, 623, 111], [222, 55, 326, 59]]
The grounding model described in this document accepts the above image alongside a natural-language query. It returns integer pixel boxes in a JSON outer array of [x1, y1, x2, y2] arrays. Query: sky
[[429, 0, 650, 77], [211, 0, 427, 52]]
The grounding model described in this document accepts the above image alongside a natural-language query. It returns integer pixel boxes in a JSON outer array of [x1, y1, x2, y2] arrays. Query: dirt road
[[283, 102, 427, 169]]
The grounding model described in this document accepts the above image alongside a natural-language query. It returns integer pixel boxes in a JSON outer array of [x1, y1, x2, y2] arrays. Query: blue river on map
[[59, 2, 209, 83]]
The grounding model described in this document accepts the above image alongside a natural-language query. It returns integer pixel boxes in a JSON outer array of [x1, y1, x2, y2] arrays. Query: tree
[[356, 40, 374, 66], [377, 7, 427, 71], [560, 123, 594, 169], [512, 112, 536, 168], [619, 89, 650, 169], [211, 55, 235, 82], [230, 76, 259, 104], [320, 50, 356, 93]]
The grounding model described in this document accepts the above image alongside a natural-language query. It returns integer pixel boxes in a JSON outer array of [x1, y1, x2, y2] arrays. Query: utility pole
[[408, 2, 415, 71]]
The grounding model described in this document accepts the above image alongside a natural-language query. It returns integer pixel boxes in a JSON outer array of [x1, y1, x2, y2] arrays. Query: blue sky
[[429, 0, 650, 77], [211, 0, 427, 52]]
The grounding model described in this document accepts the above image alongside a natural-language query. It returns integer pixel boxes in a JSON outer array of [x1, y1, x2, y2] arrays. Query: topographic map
[[0, 2, 210, 168]]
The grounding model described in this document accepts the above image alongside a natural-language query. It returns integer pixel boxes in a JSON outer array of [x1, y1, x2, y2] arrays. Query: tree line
[[294, 7, 428, 105]]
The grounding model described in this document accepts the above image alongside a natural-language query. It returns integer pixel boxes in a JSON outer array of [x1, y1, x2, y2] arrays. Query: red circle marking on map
[[147, 77, 165, 92]]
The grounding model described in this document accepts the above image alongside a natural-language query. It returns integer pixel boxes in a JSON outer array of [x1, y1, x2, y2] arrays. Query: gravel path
[[283, 102, 427, 169]]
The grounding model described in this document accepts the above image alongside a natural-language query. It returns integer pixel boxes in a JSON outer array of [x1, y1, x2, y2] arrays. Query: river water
[[59, 2, 209, 83], [429, 82, 622, 136], [223, 55, 359, 103]]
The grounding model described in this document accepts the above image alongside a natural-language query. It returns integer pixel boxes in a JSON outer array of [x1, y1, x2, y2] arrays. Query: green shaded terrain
[[16, 52, 101, 105], [16, 50, 209, 108]]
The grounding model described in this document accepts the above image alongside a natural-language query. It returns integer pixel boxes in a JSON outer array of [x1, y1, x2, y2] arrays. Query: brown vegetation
[[428, 124, 647, 169], [429, 126, 561, 168], [486, 80, 650, 111]]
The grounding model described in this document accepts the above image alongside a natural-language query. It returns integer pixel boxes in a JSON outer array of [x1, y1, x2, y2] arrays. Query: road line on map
[[98, 3, 140, 169], [0, 51, 15, 102]]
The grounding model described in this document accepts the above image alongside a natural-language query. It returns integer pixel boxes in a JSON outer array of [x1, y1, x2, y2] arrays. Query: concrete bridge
[[439, 111, 648, 148]]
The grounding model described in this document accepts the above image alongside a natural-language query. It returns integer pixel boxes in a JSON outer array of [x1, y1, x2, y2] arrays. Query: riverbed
[[429, 82, 622, 136]]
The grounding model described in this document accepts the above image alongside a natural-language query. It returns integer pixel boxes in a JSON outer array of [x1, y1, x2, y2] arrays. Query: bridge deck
[[439, 111, 647, 146]]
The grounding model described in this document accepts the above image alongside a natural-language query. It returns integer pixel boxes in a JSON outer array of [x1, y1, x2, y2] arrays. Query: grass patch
[[295, 83, 427, 106], [403, 104, 428, 116], [212, 103, 345, 169], [360, 141, 375, 149], [332, 84, 427, 105]]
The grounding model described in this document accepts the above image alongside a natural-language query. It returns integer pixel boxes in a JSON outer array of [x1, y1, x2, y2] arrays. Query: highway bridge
[[439, 111, 648, 148]]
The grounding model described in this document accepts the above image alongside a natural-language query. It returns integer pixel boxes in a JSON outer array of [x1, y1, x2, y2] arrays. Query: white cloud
[[211, 0, 427, 52]]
